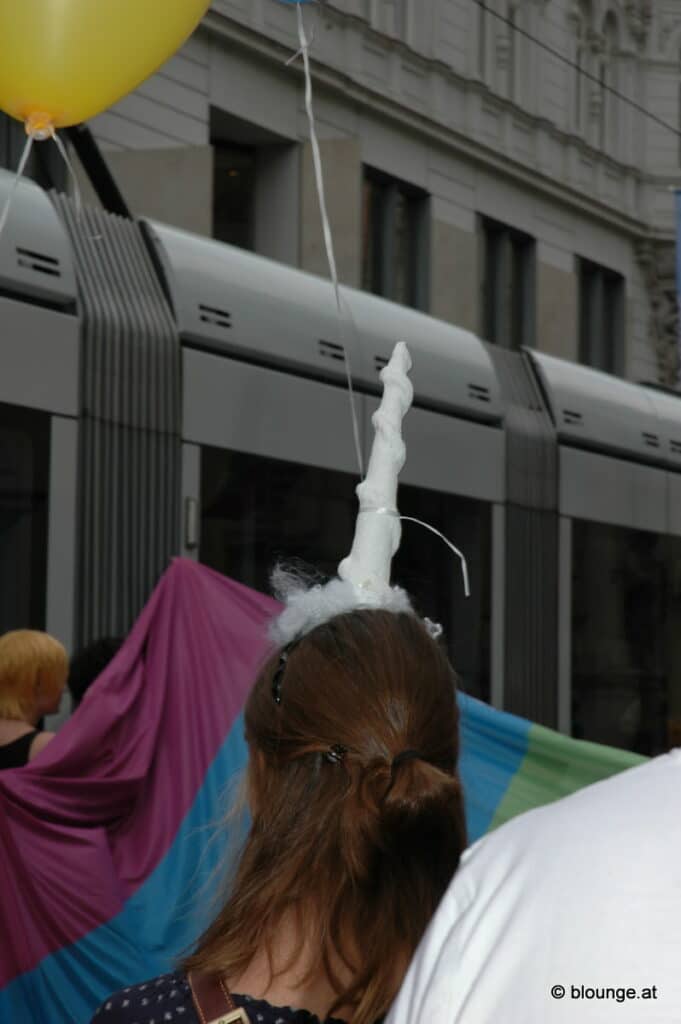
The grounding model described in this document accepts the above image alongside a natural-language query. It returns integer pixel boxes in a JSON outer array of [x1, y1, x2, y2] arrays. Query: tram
[[2, 167, 679, 756]]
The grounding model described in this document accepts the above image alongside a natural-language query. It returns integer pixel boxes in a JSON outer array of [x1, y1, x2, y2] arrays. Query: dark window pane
[[395, 485, 491, 702], [362, 168, 429, 311], [483, 224, 500, 344], [572, 520, 681, 756], [362, 177, 384, 297], [578, 258, 623, 374], [394, 189, 409, 305], [199, 447, 491, 699], [213, 144, 256, 249], [482, 218, 535, 350], [200, 447, 356, 591], [603, 272, 621, 372], [0, 403, 50, 632]]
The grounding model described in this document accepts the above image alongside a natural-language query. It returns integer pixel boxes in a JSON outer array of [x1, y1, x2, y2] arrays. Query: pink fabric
[[0, 559, 279, 985]]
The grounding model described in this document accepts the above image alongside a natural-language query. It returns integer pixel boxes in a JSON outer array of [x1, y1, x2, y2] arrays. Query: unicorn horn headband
[[338, 341, 412, 601], [270, 341, 415, 646]]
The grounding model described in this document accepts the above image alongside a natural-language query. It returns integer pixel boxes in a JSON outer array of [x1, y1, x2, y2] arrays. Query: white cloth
[[387, 750, 681, 1023]]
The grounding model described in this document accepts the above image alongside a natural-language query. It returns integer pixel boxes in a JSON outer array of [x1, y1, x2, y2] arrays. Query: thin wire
[[473, 0, 681, 142], [364, 506, 471, 598], [295, 2, 365, 479], [400, 515, 471, 598], [0, 134, 34, 240]]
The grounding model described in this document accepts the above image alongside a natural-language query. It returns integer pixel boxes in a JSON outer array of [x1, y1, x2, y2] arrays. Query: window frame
[[577, 256, 625, 375], [361, 166, 430, 312], [480, 215, 536, 351]]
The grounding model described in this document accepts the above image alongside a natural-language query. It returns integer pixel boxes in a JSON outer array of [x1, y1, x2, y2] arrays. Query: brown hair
[[0, 629, 68, 721], [185, 609, 466, 1023]]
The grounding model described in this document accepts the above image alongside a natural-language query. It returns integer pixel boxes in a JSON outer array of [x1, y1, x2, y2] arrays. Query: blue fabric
[[457, 693, 531, 843]]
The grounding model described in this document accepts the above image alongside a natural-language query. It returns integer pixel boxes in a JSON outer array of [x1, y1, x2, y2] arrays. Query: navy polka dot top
[[90, 971, 348, 1024]]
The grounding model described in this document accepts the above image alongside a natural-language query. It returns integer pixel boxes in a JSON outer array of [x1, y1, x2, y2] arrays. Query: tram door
[[0, 403, 50, 634], [560, 447, 681, 756]]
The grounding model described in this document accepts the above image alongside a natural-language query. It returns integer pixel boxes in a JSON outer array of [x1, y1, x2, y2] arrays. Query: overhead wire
[[472, 0, 681, 142]]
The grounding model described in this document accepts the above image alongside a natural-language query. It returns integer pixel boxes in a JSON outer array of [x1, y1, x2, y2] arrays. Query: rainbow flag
[[0, 560, 645, 1023], [457, 693, 645, 842]]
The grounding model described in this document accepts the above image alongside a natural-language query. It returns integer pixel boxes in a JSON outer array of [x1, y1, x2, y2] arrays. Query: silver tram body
[[2, 168, 679, 755]]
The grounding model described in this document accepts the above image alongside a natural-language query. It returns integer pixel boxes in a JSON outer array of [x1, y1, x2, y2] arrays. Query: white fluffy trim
[[269, 566, 414, 648]]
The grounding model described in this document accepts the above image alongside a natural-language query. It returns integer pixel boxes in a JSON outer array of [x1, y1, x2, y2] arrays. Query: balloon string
[[364, 506, 471, 598], [0, 134, 34, 241], [294, 3, 364, 480], [0, 129, 91, 244], [52, 131, 84, 225]]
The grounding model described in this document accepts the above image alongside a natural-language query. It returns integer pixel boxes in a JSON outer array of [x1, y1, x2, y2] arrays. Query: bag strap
[[188, 971, 251, 1024]]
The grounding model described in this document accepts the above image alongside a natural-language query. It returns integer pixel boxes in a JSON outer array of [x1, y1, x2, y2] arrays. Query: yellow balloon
[[0, 0, 211, 133]]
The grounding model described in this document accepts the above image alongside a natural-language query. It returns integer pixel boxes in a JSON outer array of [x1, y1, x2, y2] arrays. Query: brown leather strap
[[188, 971, 250, 1024]]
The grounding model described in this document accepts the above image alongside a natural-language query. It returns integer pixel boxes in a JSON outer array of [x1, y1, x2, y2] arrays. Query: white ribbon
[[0, 129, 89, 244], [0, 134, 34, 241], [292, 3, 364, 479]]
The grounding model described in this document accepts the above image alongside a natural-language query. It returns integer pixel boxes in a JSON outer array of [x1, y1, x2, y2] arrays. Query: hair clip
[[271, 639, 302, 705], [324, 744, 347, 765], [271, 649, 290, 705], [424, 618, 443, 640]]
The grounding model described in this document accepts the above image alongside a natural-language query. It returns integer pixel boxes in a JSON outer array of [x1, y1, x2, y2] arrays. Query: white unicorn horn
[[338, 341, 413, 600]]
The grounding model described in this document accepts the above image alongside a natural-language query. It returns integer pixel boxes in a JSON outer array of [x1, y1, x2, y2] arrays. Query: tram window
[[0, 403, 50, 633], [572, 520, 681, 756], [200, 447, 492, 702], [394, 483, 491, 703]]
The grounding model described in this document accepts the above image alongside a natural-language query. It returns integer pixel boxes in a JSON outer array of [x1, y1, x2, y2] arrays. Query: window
[[199, 446, 491, 700], [481, 217, 535, 349], [362, 168, 430, 311], [578, 258, 624, 373], [0, 403, 50, 634], [212, 142, 257, 250], [572, 521, 681, 756]]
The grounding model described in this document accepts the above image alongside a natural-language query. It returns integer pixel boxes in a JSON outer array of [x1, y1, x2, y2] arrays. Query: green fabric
[[490, 723, 647, 832]]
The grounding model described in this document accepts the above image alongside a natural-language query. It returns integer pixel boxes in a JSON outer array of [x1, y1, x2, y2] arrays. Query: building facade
[[3, 0, 680, 384]]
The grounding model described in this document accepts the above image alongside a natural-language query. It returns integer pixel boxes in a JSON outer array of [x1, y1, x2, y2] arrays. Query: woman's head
[[187, 609, 466, 1022], [0, 630, 68, 722]]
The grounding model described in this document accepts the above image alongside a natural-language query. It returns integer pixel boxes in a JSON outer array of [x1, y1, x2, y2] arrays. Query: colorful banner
[[0, 560, 645, 1022]]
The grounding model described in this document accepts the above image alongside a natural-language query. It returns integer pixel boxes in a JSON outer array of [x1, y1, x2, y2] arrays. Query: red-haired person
[[92, 609, 466, 1024], [0, 629, 68, 768]]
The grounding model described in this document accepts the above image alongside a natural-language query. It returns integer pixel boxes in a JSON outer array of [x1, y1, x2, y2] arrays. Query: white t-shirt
[[388, 750, 681, 1023]]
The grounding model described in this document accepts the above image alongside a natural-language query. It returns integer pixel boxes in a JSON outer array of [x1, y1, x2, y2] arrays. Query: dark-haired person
[[0, 629, 68, 768], [67, 636, 123, 710], [91, 608, 466, 1024], [92, 343, 467, 1024]]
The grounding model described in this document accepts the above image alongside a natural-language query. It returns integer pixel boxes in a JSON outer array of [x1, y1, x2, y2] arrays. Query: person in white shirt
[[387, 750, 681, 1023]]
